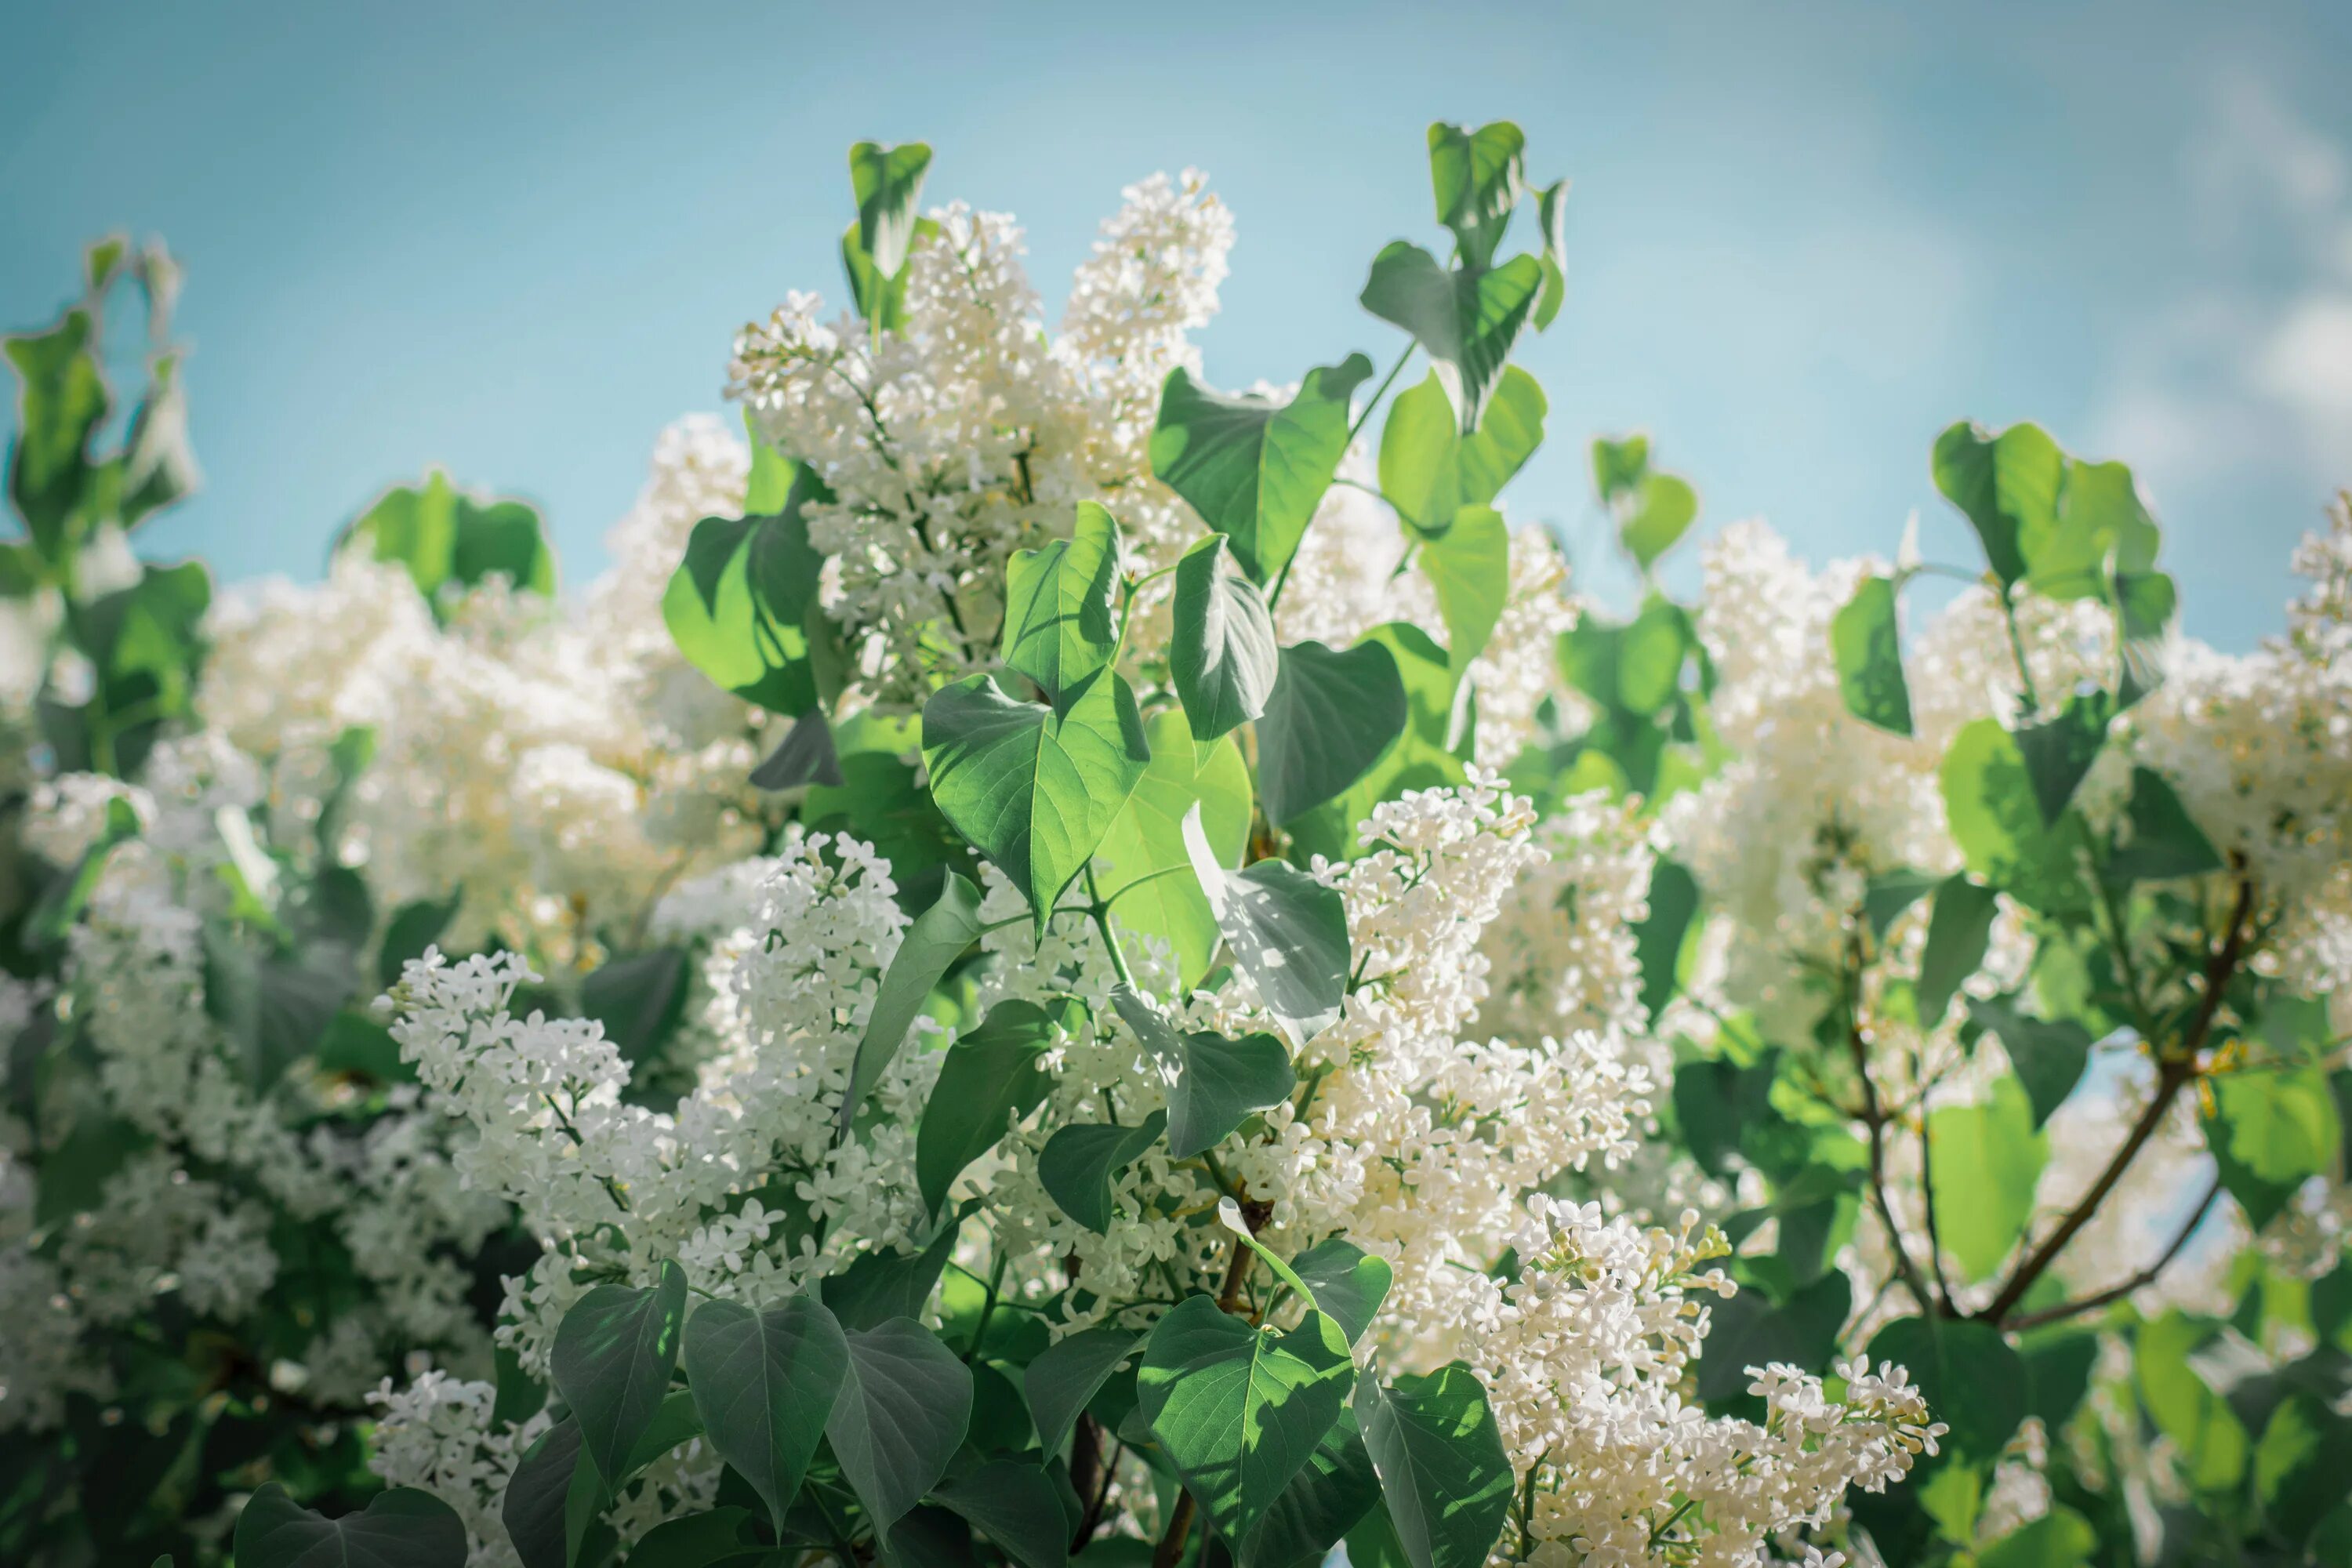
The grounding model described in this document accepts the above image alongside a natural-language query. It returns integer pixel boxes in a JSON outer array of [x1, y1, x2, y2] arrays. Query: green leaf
[[1360, 245, 1543, 434], [552, 1261, 690, 1488], [5, 304, 107, 551], [1093, 711, 1251, 989], [2014, 691, 2111, 826], [502, 1419, 603, 1568], [626, 1508, 771, 1567], [581, 949, 691, 1071], [234, 1483, 468, 1568], [2135, 1310, 2248, 1492], [1238, 1410, 1381, 1568], [1591, 434, 1650, 503], [1697, 1269, 1851, 1402], [1968, 1000, 2090, 1129], [753, 711, 845, 791], [1618, 473, 1697, 570], [931, 1461, 1070, 1568], [1039, 1112, 1168, 1235], [1932, 420, 2064, 586], [1149, 357, 1375, 586], [1977, 1506, 2098, 1568], [1287, 1240, 1392, 1345], [202, 932, 350, 1089], [2030, 459, 2158, 602], [1425, 121, 1525, 269], [1003, 501, 1120, 711], [1867, 1316, 2027, 1465], [1137, 1297, 1355, 1548], [1928, 1076, 2047, 1282], [662, 481, 826, 716], [824, 1214, 966, 1333], [2205, 1068, 2343, 1230], [1633, 859, 1699, 1020], [1916, 876, 1998, 1025], [841, 872, 985, 1131], [851, 142, 934, 278], [1180, 811, 1350, 1046], [1377, 368, 1545, 538], [826, 1318, 975, 1529], [1831, 575, 1912, 736], [2107, 766, 2223, 884], [1171, 534, 1279, 740], [378, 891, 460, 988], [344, 470, 554, 603], [922, 672, 1152, 937], [1356, 1364, 1513, 1568], [1112, 986, 1294, 1160], [1613, 596, 1686, 716], [681, 1294, 851, 1532], [1418, 505, 1509, 671], [1941, 717, 2085, 914], [916, 997, 1083, 1214], [1286, 624, 1471, 858], [1025, 1325, 1147, 1458], [1256, 640, 1410, 825], [1531, 179, 1569, 330]]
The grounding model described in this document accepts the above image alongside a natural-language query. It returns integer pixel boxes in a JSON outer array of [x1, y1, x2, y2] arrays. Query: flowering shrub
[[1, 122, 2346, 1568]]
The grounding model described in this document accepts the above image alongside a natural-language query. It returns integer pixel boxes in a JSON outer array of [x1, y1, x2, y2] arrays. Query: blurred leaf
[[1831, 575, 1912, 736], [1426, 121, 1525, 268], [1928, 1076, 2046, 1282]]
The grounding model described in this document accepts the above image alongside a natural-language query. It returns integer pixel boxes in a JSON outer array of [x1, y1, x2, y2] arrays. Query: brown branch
[[1915, 1076, 1958, 1315], [1152, 1492, 1199, 1568], [2004, 1175, 2224, 1334], [1979, 877, 2252, 1327], [1850, 1011, 1934, 1314]]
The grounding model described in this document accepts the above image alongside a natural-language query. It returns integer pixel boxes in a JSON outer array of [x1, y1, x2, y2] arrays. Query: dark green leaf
[[1941, 717, 2085, 914], [1039, 1112, 1168, 1235], [921, 673, 1152, 938], [1969, 1000, 2091, 1129], [552, 1261, 689, 1488], [1916, 876, 1998, 1026], [931, 1461, 1070, 1568], [581, 949, 690, 1069], [752, 713, 844, 790], [345, 470, 555, 602], [235, 1483, 467, 1568], [1111, 986, 1294, 1160], [5, 304, 106, 550], [1356, 1364, 1512, 1568], [662, 488, 825, 716], [1237, 1410, 1381, 1568], [1149, 358, 1375, 586], [917, 998, 1083, 1214], [1697, 1269, 1850, 1403], [1137, 1298, 1354, 1548], [1590, 434, 1650, 503], [1181, 808, 1350, 1046], [1831, 576, 1911, 736], [841, 872, 985, 1131], [826, 1318, 975, 1529], [1632, 860, 1698, 1020], [850, 142, 934, 279], [1288, 1240, 1392, 1345], [626, 1508, 771, 1568], [1171, 534, 1279, 740], [2015, 692, 2111, 826], [379, 891, 461, 988], [2205, 1068, 2342, 1230], [1867, 1316, 2027, 1464], [1026, 1326, 1148, 1459], [823, 1215, 966, 1333], [1976, 1506, 2098, 1568], [2107, 767, 2222, 884], [1255, 640, 1410, 826], [682, 1294, 851, 1531]]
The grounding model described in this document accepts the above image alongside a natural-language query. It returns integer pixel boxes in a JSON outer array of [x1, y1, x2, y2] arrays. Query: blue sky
[[5, 0, 2349, 648]]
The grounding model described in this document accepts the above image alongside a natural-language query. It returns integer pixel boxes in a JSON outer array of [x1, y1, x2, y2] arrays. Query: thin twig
[[2005, 1175, 2224, 1333]]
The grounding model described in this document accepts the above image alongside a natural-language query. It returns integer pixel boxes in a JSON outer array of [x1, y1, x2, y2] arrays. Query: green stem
[[1083, 862, 1138, 990]]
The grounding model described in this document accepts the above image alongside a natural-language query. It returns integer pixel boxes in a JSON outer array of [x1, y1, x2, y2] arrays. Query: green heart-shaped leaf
[[825, 1318, 975, 1530], [1025, 1324, 1149, 1458], [1255, 641, 1408, 826], [1377, 368, 1544, 537], [1150, 357, 1375, 586], [1039, 1110, 1168, 1235], [1831, 575, 1912, 737], [1092, 710, 1251, 989], [1359, 244, 1541, 433], [551, 1261, 688, 1489], [916, 996, 1084, 1214], [1356, 1364, 1513, 1568], [1181, 809, 1350, 1047], [681, 1292, 851, 1532], [1138, 1298, 1355, 1548], [1112, 986, 1294, 1160], [1003, 501, 1120, 711], [923, 672, 1152, 938], [234, 1483, 468, 1568], [1171, 533, 1279, 739], [1417, 505, 1509, 671]]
